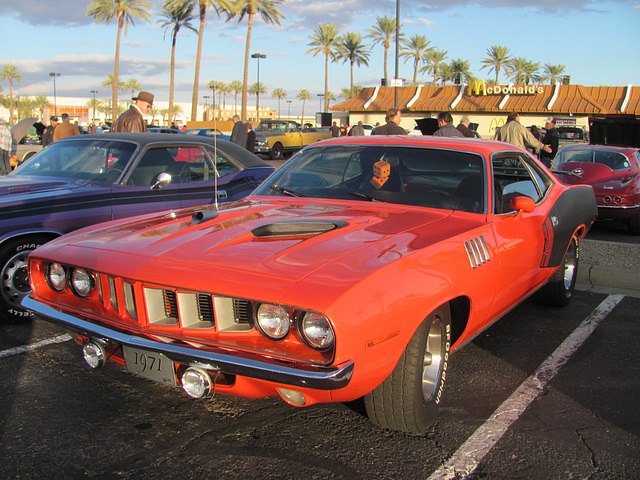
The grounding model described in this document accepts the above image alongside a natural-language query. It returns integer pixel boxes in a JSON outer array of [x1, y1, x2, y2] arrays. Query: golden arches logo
[[489, 117, 505, 132], [467, 80, 487, 96]]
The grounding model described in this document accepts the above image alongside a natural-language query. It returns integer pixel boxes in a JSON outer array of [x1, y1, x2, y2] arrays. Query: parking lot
[[1, 289, 638, 479]]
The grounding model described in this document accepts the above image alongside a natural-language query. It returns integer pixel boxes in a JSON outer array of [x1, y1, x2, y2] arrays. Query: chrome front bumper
[[22, 296, 353, 390]]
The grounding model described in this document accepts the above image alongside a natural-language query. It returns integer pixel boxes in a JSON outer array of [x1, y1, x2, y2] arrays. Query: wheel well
[[1, 232, 59, 249], [448, 296, 471, 347]]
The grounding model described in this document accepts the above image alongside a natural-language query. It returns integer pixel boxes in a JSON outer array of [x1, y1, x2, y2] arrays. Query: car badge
[[572, 168, 584, 175], [551, 215, 559, 226]]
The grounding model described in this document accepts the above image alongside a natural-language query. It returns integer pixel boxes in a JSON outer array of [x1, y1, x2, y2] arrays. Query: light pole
[[286, 100, 292, 120], [251, 53, 266, 121], [317, 93, 324, 112], [91, 90, 98, 123], [49, 72, 60, 115], [394, 0, 400, 109], [203, 95, 210, 121]]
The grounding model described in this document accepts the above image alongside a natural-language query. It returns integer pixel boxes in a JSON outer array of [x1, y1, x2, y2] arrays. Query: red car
[[23, 136, 596, 434], [554, 143, 640, 234]]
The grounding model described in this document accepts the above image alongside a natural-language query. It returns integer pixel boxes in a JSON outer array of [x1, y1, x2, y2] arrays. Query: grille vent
[[465, 236, 491, 268]]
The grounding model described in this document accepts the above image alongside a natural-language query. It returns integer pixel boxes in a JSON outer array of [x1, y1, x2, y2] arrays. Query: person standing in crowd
[[433, 112, 465, 137], [330, 121, 341, 137], [456, 117, 476, 138], [349, 121, 365, 136], [53, 113, 80, 141], [112, 91, 154, 133], [0, 119, 12, 175], [493, 112, 551, 154], [539, 116, 559, 168], [246, 122, 256, 153], [230, 115, 248, 147], [42, 116, 58, 146], [372, 108, 407, 135]]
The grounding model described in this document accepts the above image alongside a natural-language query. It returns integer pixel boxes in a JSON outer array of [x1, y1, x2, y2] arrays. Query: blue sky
[[1, 0, 639, 116]]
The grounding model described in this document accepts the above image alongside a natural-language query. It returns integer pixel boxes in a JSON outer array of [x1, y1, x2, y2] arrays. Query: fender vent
[[465, 236, 490, 269]]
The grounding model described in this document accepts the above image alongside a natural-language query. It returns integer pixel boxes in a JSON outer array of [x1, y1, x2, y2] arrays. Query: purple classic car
[[0, 133, 275, 322]]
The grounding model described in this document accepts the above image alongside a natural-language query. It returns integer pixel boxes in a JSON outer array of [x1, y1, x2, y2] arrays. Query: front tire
[[365, 304, 451, 434], [269, 143, 284, 160], [0, 236, 50, 323], [535, 236, 579, 307]]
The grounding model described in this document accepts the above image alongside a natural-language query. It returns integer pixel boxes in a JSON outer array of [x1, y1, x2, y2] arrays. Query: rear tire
[[365, 304, 451, 434], [0, 236, 50, 323], [535, 236, 579, 307]]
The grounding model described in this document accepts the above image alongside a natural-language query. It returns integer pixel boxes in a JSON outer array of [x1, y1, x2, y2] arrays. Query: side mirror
[[151, 172, 172, 190], [509, 195, 536, 213]]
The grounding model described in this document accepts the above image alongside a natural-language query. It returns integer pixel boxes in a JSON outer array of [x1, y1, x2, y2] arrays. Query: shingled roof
[[331, 84, 640, 116]]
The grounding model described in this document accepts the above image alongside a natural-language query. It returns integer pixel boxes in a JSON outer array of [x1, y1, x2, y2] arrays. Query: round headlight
[[71, 268, 93, 297], [256, 304, 290, 340], [47, 263, 67, 292], [301, 312, 335, 350]]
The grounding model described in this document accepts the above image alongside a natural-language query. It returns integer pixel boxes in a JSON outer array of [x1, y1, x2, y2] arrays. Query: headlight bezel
[[46, 262, 67, 292], [255, 303, 291, 340], [298, 312, 335, 351], [70, 268, 95, 298]]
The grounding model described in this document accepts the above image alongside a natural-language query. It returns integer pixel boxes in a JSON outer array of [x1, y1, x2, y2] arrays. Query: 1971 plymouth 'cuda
[[23, 135, 596, 434]]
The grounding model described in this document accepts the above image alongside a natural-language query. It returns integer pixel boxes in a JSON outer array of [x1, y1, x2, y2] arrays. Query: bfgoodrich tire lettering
[[535, 236, 579, 307], [0, 236, 49, 323], [364, 304, 451, 434]]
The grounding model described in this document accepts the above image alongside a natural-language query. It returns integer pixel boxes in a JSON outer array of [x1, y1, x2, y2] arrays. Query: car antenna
[[213, 114, 219, 210]]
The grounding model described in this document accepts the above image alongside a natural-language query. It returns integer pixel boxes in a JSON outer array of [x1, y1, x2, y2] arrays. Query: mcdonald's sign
[[467, 81, 544, 96]]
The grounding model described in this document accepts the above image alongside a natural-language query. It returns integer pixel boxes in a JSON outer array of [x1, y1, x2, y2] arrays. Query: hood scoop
[[252, 220, 348, 237], [192, 209, 220, 226]]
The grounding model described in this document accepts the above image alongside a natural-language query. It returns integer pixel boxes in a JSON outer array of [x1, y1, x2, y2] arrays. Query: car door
[[488, 152, 555, 319]]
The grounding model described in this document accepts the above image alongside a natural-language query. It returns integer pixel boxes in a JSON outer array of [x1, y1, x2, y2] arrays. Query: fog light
[[181, 367, 212, 398], [82, 341, 106, 369], [277, 388, 306, 406]]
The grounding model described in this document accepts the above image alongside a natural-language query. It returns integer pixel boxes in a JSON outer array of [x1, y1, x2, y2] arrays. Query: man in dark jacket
[[433, 112, 465, 137], [246, 122, 256, 153], [112, 91, 154, 133], [42, 116, 58, 146], [372, 108, 407, 135], [540, 116, 559, 168], [456, 117, 477, 138], [230, 115, 248, 147]]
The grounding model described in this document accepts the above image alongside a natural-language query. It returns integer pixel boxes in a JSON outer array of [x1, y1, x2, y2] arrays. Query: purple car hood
[[36, 198, 471, 285], [0, 175, 83, 197]]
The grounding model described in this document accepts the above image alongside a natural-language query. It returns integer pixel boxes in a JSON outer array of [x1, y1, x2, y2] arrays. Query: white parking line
[[428, 294, 625, 480], [0, 333, 73, 359]]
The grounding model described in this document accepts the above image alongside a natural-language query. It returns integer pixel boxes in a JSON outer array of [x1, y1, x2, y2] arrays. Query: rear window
[[556, 149, 633, 171]]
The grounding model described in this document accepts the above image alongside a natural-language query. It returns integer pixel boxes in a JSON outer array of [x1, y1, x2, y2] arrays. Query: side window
[[492, 153, 552, 214], [128, 146, 200, 186], [203, 146, 240, 179]]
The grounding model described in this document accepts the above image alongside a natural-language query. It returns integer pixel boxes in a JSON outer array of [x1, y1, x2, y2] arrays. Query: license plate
[[123, 346, 177, 386]]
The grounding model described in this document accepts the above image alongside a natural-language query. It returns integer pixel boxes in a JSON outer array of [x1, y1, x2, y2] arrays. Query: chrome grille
[[465, 236, 491, 269]]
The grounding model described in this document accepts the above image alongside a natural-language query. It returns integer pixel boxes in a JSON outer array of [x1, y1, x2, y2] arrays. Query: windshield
[[11, 139, 137, 182], [556, 148, 635, 171], [254, 145, 486, 213]]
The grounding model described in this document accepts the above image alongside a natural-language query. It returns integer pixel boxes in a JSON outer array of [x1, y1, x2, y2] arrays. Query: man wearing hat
[[42, 115, 59, 146], [540, 116, 559, 168], [112, 91, 154, 133]]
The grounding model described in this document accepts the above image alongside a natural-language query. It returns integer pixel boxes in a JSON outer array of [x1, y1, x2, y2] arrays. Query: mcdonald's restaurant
[[331, 83, 639, 138]]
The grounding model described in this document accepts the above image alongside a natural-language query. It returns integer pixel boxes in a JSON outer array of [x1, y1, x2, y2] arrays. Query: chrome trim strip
[[22, 296, 353, 391]]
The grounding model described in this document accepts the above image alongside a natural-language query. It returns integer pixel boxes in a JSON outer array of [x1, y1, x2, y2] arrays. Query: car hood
[[35, 198, 469, 287], [11, 117, 38, 143], [0, 175, 84, 197]]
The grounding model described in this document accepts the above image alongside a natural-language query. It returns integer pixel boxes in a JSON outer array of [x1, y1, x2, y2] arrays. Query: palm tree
[[101, 73, 126, 93], [544, 63, 566, 85], [33, 95, 51, 122], [123, 78, 142, 98], [421, 48, 447, 85], [207, 79, 226, 119], [159, 2, 197, 126], [167, 1, 236, 122], [400, 34, 432, 83], [87, 0, 153, 122], [297, 89, 312, 124], [480, 45, 511, 84], [16, 97, 37, 122], [523, 61, 541, 84], [438, 63, 454, 85], [449, 58, 473, 85], [336, 32, 370, 98], [249, 82, 267, 116], [227, 0, 285, 122], [228, 79, 243, 115], [0, 64, 23, 125], [366, 15, 402, 82], [271, 87, 287, 118], [306, 23, 341, 112], [85, 97, 104, 122], [507, 57, 529, 84]]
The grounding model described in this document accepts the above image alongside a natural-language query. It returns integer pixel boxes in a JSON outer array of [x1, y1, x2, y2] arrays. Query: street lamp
[[251, 53, 266, 121], [286, 100, 292, 120], [203, 95, 210, 121], [91, 90, 98, 123], [49, 72, 60, 115], [394, 0, 400, 108]]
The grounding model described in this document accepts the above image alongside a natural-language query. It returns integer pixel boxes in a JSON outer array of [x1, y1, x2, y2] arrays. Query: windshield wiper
[[348, 191, 385, 202], [269, 185, 306, 197]]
